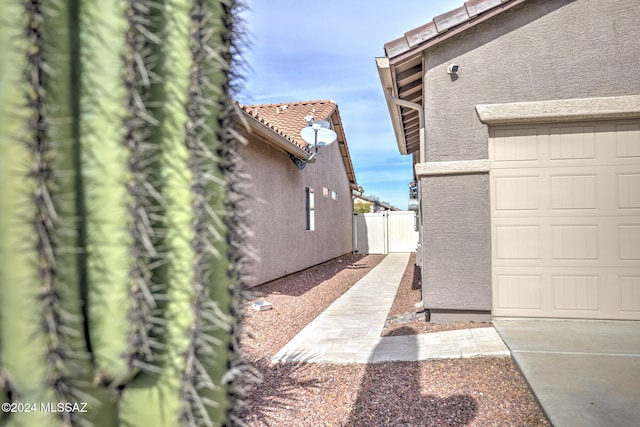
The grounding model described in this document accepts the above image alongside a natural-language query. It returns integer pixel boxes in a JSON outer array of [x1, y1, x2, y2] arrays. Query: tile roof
[[384, 0, 523, 59], [379, 0, 526, 156], [238, 100, 338, 150], [237, 99, 358, 185]]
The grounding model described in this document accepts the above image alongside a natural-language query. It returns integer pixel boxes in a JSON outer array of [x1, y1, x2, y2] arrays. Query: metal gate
[[353, 211, 418, 254]]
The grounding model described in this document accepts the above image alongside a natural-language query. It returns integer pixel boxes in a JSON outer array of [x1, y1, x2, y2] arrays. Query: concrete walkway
[[494, 319, 640, 427], [269, 252, 640, 425], [272, 253, 509, 364]]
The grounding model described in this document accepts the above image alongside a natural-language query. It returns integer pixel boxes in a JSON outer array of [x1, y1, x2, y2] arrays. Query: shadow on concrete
[[347, 326, 477, 426]]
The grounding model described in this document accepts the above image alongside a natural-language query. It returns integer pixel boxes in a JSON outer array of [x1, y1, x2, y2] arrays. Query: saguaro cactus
[[0, 0, 244, 426]]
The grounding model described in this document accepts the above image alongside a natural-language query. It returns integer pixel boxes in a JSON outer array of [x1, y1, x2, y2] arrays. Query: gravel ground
[[241, 253, 385, 359], [238, 253, 549, 426], [383, 253, 490, 338]]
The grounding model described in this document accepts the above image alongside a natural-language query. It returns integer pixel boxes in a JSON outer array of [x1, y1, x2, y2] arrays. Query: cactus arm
[[1, 0, 242, 425]]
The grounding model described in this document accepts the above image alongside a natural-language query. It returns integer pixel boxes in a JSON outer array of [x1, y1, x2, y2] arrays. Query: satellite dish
[[301, 125, 337, 148], [311, 120, 331, 129]]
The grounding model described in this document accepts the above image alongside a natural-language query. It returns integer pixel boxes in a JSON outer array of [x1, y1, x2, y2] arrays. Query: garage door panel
[[551, 225, 598, 260], [493, 128, 538, 161], [617, 174, 640, 208], [493, 122, 640, 168], [493, 267, 640, 319], [553, 275, 600, 310], [493, 217, 638, 267], [494, 176, 539, 210], [491, 119, 640, 320], [550, 175, 596, 209], [491, 167, 638, 218], [619, 225, 640, 260], [496, 275, 542, 310], [549, 125, 596, 160], [495, 225, 540, 260], [620, 276, 640, 312], [616, 123, 640, 158]]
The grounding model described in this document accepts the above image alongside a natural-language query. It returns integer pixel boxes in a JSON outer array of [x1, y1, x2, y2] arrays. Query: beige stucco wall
[[417, 0, 640, 321], [239, 134, 353, 287], [423, 0, 640, 161]]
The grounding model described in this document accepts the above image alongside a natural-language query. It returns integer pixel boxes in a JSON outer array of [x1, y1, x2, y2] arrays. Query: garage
[[490, 119, 640, 320]]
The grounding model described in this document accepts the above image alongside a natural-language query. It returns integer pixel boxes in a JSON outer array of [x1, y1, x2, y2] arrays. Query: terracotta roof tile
[[384, 36, 411, 59], [239, 100, 337, 149], [405, 22, 438, 49], [385, 0, 521, 59], [433, 5, 469, 32], [465, 0, 503, 17]]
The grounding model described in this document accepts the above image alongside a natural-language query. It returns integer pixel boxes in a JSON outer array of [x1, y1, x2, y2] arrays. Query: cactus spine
[[0, 1, 58, 425], [0, 0, 242, 425], [79, 0, 139, 385]]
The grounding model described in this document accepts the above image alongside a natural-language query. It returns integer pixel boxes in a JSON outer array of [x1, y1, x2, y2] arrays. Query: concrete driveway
[[493, 319, 640, 427]]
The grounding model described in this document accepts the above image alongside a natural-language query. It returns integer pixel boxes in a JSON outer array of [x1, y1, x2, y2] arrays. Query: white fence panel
[[353, 212, 387, 254], [387, 211, 419, 253], [353, 211, 418, 254]]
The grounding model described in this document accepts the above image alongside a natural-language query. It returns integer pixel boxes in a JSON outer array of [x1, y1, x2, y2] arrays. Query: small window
[[306, 187, 315, 231], [331, 191, 337, 200], [323, 187, 329, 198]]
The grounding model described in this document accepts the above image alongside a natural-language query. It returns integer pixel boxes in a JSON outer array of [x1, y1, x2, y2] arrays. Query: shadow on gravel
[[347, 326, 478, 426], [246, 253, 385, 297], [236, 356, 321, 426]]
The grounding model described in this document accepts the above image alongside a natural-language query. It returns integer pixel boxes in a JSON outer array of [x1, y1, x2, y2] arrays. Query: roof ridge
[[241, 99, 336, 109], [384, 0, 522, 59]]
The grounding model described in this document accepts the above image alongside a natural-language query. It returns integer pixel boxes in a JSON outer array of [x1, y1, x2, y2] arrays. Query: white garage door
[[490, 119, 640, 320]]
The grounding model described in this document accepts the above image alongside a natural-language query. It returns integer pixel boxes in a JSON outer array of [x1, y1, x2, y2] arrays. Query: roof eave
[[329, 108, 359, 186], [235, 106, 315, 162], [376, 56, 409, 156], [385, 0, 528, 64]]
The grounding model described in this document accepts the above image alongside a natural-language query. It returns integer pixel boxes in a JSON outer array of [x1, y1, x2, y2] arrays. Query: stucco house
[[353, 193, 399, 213], [377, 0, 640, 323], [235, 100, 359, 286]]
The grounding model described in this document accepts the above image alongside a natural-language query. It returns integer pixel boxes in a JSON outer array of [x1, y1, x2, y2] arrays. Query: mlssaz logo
[[41, 402, 88, 413]]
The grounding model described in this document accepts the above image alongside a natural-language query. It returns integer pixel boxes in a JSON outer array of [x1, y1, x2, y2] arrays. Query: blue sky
[[237, 0, 461, 209]]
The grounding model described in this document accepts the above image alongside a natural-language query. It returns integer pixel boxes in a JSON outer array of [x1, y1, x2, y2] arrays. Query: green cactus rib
[[179, 1, 234, 424], [119, 1, 236, 425], [121, 0, 166, 373], [181, 1, 239, 424], [0, 1, 57, 424], [46, 0, 121, 423], [119, 0, 196, 424], [0, 1, 91, 426], [78, 0, 139, 385], [117, 0, 196, 420]]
